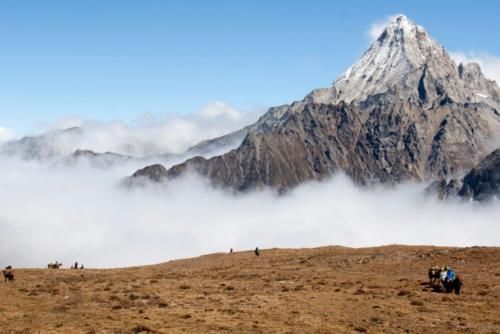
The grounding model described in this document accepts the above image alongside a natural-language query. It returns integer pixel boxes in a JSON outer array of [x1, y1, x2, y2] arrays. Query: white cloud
[[450, 51, 500, 84], [0, 127, 14, 143], [367, 14, 401, 42], [0, 156, 498, 268], [199, 101, 243, 121], [7, 102, 260, 158]]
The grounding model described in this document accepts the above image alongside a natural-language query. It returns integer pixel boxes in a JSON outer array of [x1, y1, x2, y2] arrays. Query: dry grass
[[1, 245, 500, 333]]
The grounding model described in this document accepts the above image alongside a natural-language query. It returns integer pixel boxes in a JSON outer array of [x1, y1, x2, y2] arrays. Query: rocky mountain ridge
[[0, 126, 245, 167], [429, 148, 500, 202], [0, 127, 84, 161], [131, 15, 500, 195]]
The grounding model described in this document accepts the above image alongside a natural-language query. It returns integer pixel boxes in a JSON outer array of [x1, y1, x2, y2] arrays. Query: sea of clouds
[[0, 151, 498, 269], [1, 101, 259, 158]]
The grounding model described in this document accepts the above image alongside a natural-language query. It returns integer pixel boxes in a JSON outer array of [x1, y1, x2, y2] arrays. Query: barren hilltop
[[1, 245, 499, 333]]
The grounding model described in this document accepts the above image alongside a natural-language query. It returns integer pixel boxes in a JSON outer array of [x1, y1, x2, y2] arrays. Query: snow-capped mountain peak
[[307, 14, 500, 107], [331, 15, 450, 103], [131, 14, 500, 193], [262, 15, 499, 133]]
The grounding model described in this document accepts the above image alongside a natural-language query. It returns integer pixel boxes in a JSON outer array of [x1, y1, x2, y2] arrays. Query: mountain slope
[[1, 246, 500, 333], [131, 15, 500, 191], [185, 127, 249, 158], [0, 127, 240, 167]]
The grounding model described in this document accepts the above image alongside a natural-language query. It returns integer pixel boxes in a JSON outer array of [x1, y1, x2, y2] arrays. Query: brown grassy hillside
[[1, 245, 499, 333]]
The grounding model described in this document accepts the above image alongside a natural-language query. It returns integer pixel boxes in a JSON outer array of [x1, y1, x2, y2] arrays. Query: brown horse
[[428, 266, 441, 286]]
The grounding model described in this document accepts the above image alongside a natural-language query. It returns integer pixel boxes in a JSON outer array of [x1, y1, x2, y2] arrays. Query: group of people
[[428, 265, 462, 295], [3, 261, 85, 282], [71, 262, 84, 270], [47, 261, 84, 269]]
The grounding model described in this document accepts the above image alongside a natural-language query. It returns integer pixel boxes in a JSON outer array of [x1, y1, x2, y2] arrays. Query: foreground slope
[[131, 15, 500, 191], [1, 246, 499, 333]]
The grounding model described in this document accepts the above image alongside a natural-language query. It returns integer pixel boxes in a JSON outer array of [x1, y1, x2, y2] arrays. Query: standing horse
[[428, 266, 441, 286]]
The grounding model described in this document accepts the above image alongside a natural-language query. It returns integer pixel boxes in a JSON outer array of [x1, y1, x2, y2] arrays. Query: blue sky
[[1, 0, 499, 136]]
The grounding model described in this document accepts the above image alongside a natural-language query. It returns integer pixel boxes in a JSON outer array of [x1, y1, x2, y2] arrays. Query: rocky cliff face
[[131, 15, 500, 192], [428, 149, 500, 202], [459, 149, 500, 201]]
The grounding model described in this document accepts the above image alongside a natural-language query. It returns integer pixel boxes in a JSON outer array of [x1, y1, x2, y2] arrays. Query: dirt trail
[[1, 245, 499, 333]]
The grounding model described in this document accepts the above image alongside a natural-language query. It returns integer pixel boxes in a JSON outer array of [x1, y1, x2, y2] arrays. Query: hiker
[[80, 264, 84, 269], [230, 248, 233, 254], [255, 247, 260, 257], [73, 262, 78, 269], [434, 265, 462, 295]]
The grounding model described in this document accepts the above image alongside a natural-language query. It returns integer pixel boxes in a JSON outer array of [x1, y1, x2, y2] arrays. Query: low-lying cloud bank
[[0, 156, 498, 269], [5, 101, 259, 158]]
